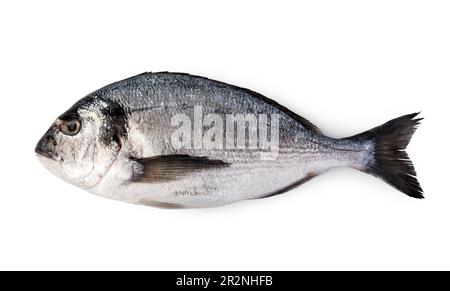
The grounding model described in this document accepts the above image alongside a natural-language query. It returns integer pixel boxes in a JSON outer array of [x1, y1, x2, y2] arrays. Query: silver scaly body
[[35, 72, 423, 208], [87, 73, 371, 208]]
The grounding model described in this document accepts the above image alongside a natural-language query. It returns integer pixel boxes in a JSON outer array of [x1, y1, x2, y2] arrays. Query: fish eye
[[60, 119, 81, 136]]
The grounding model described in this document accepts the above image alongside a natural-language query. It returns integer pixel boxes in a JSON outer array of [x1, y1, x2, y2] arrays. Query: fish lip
[[35, 145, 57, 161]]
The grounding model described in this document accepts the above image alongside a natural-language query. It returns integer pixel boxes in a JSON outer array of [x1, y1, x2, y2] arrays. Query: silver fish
[[35, 72, 423, 208]]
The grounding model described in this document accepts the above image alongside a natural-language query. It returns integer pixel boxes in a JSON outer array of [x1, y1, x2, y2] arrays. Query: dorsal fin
[[233, 85, 322, 134], [287, 113, 322, 134], [128, 72, 323, 134], [151, 72, 323, 134], [234, 89, 322, 134]]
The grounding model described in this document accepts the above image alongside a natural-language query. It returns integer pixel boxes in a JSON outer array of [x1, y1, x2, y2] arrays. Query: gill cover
[[36, 97, 127, 189]]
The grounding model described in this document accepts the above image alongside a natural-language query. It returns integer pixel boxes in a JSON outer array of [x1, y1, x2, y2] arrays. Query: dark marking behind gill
[[99, 99, 129, 146]]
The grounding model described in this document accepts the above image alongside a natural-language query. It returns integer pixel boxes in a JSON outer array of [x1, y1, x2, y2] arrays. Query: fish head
[[35, 97, 126, 189]]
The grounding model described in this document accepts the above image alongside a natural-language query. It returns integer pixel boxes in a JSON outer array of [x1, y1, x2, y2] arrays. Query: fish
[[35, 72, 423, 208]]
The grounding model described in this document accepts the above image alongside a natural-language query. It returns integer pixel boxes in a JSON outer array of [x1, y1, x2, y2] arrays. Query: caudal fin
[[349, 113, 423, 198]]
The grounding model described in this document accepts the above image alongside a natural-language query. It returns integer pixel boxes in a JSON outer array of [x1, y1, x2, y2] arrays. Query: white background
[[0, 1, 449, 270]]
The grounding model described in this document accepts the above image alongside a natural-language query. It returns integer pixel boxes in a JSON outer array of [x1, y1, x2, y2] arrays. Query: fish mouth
[[35, 143, 57, 161]]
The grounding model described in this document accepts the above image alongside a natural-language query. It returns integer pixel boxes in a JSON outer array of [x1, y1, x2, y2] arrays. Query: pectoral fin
[[131, 154, 230, 183]]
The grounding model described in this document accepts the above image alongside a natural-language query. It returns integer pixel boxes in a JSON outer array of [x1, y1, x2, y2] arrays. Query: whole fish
[[35, 72, 423, 208]]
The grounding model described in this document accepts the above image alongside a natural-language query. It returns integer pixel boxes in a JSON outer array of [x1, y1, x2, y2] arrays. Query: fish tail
[[348, 113, 423, 198]]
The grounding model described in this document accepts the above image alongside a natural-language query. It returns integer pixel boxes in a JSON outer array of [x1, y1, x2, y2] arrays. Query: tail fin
[[348, 113, 423, 198]]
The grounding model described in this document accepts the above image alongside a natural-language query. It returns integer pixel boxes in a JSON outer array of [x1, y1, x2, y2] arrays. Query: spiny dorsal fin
[[131, 154, 230, 183], [237, 88, 323, 134], [142, 72, 323, 134], [288, 114, 322, 134]]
